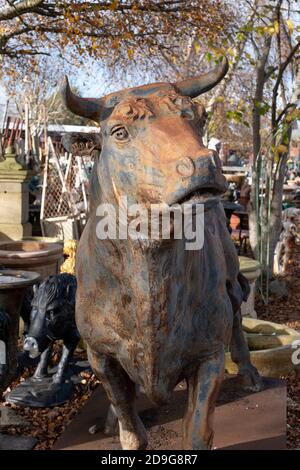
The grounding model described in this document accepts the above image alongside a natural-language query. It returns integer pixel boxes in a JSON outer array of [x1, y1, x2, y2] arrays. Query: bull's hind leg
[[87, 348, 147, 450], [183, 348, 225, 450], [230, 310, 262, 391]]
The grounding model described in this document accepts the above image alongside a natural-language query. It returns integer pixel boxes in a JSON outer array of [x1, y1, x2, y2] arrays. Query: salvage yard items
[[40, 138, 90, 241]]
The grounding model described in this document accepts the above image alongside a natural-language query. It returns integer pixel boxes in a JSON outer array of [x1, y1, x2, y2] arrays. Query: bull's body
[[77, 202, 236, 403], [63, 60, 261, 449]]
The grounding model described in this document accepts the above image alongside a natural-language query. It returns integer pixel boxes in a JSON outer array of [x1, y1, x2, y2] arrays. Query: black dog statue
[[7, 273, 80, 407]]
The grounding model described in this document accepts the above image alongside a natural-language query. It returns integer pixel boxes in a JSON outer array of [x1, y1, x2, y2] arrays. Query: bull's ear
[[175, 57, 229, 98], [60, 76, 107, 122]]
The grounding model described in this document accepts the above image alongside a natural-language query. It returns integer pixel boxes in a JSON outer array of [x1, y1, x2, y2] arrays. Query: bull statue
[[62, 57, 261, 450]]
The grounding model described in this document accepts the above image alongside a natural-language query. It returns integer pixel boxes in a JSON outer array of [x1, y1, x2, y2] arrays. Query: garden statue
[[62, 57, 261, 450], [274, 207, 300, 273], [7, 273, 80, 407]]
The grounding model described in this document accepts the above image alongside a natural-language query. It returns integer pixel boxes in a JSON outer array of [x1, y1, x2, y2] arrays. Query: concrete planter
[[0, 149, 32, 241], [239, 256, 261, 318], [226, 317, 300, 377], [0, 269, 40, 392], [0, 240, 64, 279]]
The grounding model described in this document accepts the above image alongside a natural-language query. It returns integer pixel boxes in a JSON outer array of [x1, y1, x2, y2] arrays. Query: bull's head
[[61, 59, 228, 209]]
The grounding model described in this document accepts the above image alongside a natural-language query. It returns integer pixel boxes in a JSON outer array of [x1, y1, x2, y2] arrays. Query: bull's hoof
[[119, 416, 148, 450], [237, 364, 263, 392]]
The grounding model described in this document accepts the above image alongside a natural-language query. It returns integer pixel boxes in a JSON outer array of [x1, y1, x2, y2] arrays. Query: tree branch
[[0, 0, 44, 21], [271, 39, 300, 128]]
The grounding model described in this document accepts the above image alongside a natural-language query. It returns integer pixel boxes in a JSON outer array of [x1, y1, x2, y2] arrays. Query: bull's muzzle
[[23, 336, 41, 358]]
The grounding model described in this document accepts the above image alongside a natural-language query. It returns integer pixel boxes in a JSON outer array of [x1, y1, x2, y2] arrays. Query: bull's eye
[[111, 126, 129, 142], [181, 108, 194, 120]]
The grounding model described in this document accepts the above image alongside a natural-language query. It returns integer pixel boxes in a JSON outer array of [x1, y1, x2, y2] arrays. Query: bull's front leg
[[230, 310, 262, 391], [87, 347, 148, 450], [52, 331, 79, 385], [183, 348, 225, 450], [33, 343, 53, 380]]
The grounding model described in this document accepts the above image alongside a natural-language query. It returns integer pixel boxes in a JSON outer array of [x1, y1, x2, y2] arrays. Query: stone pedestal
[[239, 256, 261, 318], [0, 149, 32, 241]]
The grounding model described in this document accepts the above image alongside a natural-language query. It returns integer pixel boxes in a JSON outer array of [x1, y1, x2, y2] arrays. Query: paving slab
[[0, 434, 37, 450], [53, 376, 286, 451]]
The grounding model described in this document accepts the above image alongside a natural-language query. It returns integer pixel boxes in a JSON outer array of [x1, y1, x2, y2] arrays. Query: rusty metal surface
[[62, 58, 261, 449]]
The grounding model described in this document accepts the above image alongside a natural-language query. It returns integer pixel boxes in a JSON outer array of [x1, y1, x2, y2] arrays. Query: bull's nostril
[[176, 157, 195, 177]]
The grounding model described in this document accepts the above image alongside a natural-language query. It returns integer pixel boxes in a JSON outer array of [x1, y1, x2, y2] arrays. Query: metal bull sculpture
[[62, 57, 261, 450]]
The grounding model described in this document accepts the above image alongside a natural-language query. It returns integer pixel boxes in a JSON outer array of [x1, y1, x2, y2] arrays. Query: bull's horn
[[175, 57, 229, 98], [61, 76, 104, 121]]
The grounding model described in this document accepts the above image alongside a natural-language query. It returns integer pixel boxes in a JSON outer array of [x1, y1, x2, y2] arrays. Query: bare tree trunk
[[249, 36, 272, 259]]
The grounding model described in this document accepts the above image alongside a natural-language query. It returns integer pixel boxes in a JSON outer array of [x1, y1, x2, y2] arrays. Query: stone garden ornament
[[62, 57, 262, 450]]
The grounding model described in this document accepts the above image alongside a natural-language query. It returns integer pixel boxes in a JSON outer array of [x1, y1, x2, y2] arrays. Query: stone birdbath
[[226, 317, 300, 377], [0, 269, 40, 393]]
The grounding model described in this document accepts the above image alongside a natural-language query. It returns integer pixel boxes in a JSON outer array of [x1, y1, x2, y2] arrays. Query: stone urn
[[226, 317, 300, 377], [239, 256, 261, 318], [0, 240, 64, 279], [0, 269, 40, 393]]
